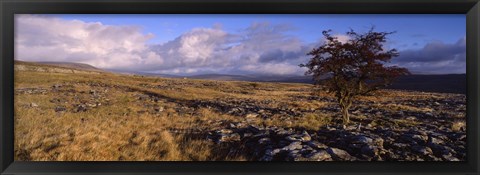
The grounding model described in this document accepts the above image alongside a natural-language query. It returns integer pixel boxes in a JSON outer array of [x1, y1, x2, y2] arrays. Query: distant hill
[[35, 61, 102, 72], [187, 74, 320, 84], [189, 74, 257, 81], [181, 73, 466, 94], [14, 60, 466, 94], [14, 60, 103, 74], [387, 74, 466, 94]]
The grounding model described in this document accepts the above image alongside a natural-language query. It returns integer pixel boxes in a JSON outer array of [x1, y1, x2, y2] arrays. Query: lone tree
[[300, 28, 410, 125]]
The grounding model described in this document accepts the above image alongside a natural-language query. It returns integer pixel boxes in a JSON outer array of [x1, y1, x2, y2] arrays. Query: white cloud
[[147, 22, 313, 75], [15, 15, 163, 71], [15, 16, 316, 75], [333, 34, 350, 43], [172, 28, 228, 65]]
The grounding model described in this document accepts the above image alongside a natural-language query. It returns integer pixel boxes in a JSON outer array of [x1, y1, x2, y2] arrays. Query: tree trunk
[[337, 92, 352, 126], [339, 97, 352, 125], [341, 105, 350, 125]]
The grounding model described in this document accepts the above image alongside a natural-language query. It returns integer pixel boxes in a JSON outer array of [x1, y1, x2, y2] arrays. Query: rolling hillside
[[14, 60, 466, 94], [14, 61, 466, 161]]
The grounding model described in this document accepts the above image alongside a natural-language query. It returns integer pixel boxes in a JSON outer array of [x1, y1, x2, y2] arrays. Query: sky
[[14, 14, 466, 75]]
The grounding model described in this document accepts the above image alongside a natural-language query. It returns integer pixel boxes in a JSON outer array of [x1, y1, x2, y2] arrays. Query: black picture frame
[[1, 0, 479, 174]]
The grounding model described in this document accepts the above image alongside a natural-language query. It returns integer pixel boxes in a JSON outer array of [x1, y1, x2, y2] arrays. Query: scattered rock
[[306, 150, 332, 161], [402, 133, 428, 145], [258, 137, 272, 145], [442, 154, 460, 161], [29, 103, 39, 108], [245, 113, 258, 119], [52, 84, 62, 89], [154, 106, 164, 112], [217, 129, 233, 134], [327, 147, 354, 161], [16, 87, 48, 95], [135, 94, 151, 101], [73, 104, 87, 113], [411, 145, 433, 155], [218, 133, 241, 143], [285, 131, 311, 142], [54, 106, 66, 112], [282, 141, 303, 151], [307, 141, 328, 149], [351, 135, 373, 144]]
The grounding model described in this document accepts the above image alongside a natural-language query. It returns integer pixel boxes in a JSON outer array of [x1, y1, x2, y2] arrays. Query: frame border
[[1, 0, 479, 175]]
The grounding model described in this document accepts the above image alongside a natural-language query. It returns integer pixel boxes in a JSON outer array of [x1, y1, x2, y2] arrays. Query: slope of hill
[[14, 62, 466, 161], [14, 60, 103, 74], [35, 61, 102, 72]]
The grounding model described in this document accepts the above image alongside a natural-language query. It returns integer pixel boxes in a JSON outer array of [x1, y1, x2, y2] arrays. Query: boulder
[[360, 145, 381, 157], [245, 113, 258, 119], [442, 154, 460, 161], [29, 103, 39, 108], [282, 141, 303, 151], [54, 106, 67, 112], [402, 133, 428, 145], [73, 104, 87, 113], [350, 135, 373, 144], [247, 125, 262, 133], [218, 133, 241, 143], [52, 84, 62, 89], [216, 129, 233, 134], [258, 137, 272, 145], [327, 147, 354, 161], [285, 131, 311, 142], [411, 145, 433, 155], [306, 141, 329, 149], [306, 150, 332, 161]]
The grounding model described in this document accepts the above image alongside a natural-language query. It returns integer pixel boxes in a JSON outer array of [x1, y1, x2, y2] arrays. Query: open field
[[14, 62, 466, 161]]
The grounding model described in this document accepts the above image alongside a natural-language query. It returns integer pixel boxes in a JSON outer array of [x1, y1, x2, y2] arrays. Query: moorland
[[14, 61, 466, 161]]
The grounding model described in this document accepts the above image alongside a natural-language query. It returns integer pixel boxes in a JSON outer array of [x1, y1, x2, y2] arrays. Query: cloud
[[148, 22, 313, 75], [239, 63, 307, 75], [392, 37, 466, 74], [15, 15, 465, 76], [16, 16, 315, 75], [235, 22, 309, 64], [15, 15, 163, 71], [332, 34, 350, 43], [396, 38, 465, 63], [393, 61, 465, 74]]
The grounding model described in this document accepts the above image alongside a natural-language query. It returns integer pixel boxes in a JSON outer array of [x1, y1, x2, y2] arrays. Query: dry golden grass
[[15, 64, 317, 161], [15, 101, 246, 161], [373, 103, 433, 113], [292, 113, 333, 130]]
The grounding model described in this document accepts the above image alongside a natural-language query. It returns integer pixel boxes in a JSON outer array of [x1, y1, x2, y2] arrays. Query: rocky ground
[[14, 62, 466, 161], [204, 94, 466, 161]]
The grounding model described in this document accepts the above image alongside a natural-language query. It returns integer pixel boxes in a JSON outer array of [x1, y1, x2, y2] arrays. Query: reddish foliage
[[300, 28, 410, 124]]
